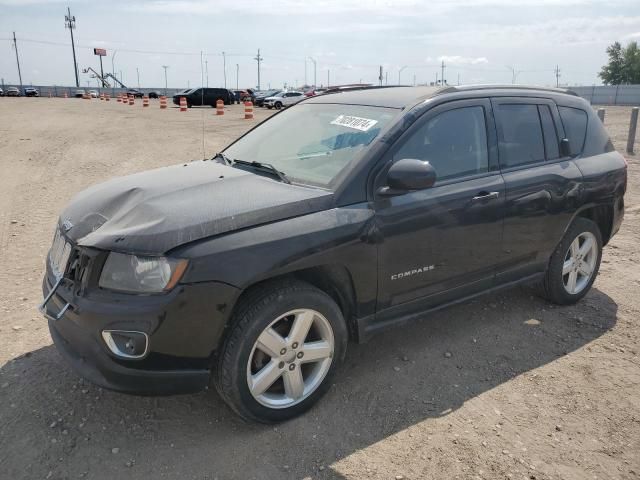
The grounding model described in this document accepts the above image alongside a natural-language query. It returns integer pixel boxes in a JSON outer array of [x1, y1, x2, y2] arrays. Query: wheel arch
[[573, 203, 614, 246], [222, 265, 360, 347]]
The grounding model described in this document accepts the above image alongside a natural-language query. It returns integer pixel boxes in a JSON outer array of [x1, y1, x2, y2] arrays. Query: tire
[[275, 101, 283, 110], [538, 217, 602, 305], [214, 280, 348, 423]]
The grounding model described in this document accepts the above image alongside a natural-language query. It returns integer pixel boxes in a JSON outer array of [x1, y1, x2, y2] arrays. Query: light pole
[[205, 59, 209, 88], [254, 49, 263, 90], [64, 7, 79, 87], [222, 51, 227, 88], [136, 67, 140, 88], [162, 65, 169, 95], [327, 69, 330, 87], [308, 57, 317, 87], [398, 65, 408, 85], [236, 64, 239, 90]]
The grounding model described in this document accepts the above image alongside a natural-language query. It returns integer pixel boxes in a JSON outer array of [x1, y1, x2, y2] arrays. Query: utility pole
[[12, 32, 23, 91], [308, 57, 317, 87], [65, 7, 79, 88], [554, 65, 561, 87], [236, 64, 239, 90], [506, 65, 521, 84], [385, 72, 388, 85], [457, 73, 460, 85], [379, 66, 383, 86], [136, 67, 140, 88], [222, 51, 227, 88], [327, 69, 330, 87], [254, 49, 263, 90], [205, 59, 209, 88], [398, 65, 408, 85], [435, 72, 438, 85], [162, 65, 169, 95], [440, 60, 446, 86]]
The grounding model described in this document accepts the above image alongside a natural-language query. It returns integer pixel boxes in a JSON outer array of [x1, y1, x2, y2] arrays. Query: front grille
[[49, 229, 73, 278]]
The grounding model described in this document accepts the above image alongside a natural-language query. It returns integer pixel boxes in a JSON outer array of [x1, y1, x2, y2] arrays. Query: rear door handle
[[472, 191, 500, 202]]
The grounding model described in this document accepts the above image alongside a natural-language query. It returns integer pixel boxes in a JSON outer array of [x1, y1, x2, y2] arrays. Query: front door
[[374, 99, 505, 315]]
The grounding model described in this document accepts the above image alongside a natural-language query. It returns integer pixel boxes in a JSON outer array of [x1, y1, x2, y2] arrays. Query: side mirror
[[560, 138, 572, 157], [379, 158, 437, 196]]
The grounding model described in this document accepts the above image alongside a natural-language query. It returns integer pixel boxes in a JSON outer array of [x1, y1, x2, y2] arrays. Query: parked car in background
[[172, 87, 234, 107], [263, 91, 305, 109], [304, 88, 326, 97], [24, 87, 40, 97], [0, 88, 4, 96], [88, 90, 99, 98], [254, 89, 281, 107], [6, 87, 20, 97], [127, 89, 144, 99], [74, 89, 85, 98], [41, 85, 626, 423], [148, 91, 162, 99]]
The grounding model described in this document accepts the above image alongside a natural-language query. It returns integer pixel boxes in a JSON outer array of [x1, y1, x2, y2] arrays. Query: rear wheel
[[275, 101, 283, 110], [538, 217, 602, 305], [214, 280, 347, 423]]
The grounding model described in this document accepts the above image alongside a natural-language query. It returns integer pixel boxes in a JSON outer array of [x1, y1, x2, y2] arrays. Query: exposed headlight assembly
[[99, 253, 188, 293]]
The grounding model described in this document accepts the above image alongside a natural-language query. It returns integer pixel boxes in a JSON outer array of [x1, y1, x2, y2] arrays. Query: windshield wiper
[[212, 152, 233, 165], [232, 159, 291, 184]]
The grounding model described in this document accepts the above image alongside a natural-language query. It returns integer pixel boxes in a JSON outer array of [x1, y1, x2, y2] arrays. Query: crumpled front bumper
[[41, 272, 240, 396]]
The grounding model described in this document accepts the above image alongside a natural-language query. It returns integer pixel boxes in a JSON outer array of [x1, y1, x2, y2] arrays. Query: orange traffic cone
[[216, 99, 224, 115], [160, 96, 167, 109], [179, 96, 187, 112], [142, 95, 149, 107], [244, 101, 254, 120]]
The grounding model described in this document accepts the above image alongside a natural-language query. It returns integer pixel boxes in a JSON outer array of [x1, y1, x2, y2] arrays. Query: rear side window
[[538, 105, 559, 160], [496, 104, 545, 168], [558, 106, 588, 155], [395, 106, 489, 182]]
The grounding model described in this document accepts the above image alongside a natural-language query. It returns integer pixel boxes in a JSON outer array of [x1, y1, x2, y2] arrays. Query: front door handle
[[472, 191, 500, 202]]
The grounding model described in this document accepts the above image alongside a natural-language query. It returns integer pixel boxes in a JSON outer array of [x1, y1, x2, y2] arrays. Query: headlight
[[99, 253, 188, 293]]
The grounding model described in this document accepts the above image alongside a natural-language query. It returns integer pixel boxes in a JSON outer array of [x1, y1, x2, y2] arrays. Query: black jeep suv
[[172, 87, 234, 107], [42, 85, 626, 423]]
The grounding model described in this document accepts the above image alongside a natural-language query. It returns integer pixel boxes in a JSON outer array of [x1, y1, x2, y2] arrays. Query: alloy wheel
[[562, 231, 598, 295], [246, 309, 334, 409]]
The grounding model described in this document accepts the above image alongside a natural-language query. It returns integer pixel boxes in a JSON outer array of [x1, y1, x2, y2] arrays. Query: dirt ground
[[0, 98, 638, 480]]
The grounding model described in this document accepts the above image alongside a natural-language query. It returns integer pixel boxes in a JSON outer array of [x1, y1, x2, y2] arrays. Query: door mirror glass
[[381, 158, 436, 195]]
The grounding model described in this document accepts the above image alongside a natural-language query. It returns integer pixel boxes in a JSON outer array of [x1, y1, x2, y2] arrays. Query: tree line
[[599, 41, 640, 85]]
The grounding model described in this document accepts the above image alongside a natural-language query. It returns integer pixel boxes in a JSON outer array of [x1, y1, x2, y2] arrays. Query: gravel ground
[[0, 98, 638, 480]]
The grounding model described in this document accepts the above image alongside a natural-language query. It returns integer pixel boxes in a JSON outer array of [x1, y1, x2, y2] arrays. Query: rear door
[[492, 97, 583, 283]]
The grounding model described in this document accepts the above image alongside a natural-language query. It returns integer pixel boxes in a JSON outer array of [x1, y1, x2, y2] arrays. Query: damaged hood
[[61, 160, 334, 254]]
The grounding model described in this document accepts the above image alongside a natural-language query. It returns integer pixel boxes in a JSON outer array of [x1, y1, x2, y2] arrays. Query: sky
[[1, 0, 639, 91]]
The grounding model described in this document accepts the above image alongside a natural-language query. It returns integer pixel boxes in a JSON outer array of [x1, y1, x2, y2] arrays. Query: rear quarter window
[[558, 106, 588, 156]]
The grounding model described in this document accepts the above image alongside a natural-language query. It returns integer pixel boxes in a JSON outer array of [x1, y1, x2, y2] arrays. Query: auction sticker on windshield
[[330, 115, 378, 132]]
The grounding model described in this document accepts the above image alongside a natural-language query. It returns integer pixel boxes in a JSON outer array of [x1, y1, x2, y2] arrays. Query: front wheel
[[274, 101, 283, 110], [538, 217, 602, 305], [214, 280, 347, 423]]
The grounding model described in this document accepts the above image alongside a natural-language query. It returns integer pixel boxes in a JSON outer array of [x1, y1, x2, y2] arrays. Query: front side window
[[224, 103, 397, 187], [395, 106, 489, 182], [496, 104, 545, 168]]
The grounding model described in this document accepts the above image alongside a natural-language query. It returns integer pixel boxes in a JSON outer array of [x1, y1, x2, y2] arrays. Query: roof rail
[[441, 84, 578, 96]]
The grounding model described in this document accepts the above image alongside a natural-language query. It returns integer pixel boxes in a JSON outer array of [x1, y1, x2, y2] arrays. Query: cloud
[[438, 55, 489, 65]]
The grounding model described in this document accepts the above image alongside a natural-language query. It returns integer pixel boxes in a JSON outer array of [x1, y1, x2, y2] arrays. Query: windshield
[[224, 103, 398, 187]]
